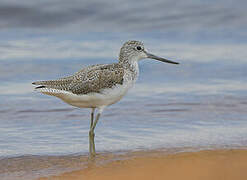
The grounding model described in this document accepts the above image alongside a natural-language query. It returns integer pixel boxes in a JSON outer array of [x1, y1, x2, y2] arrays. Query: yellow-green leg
[[89, 108, 95, 156], [88, 107, 104, 159]]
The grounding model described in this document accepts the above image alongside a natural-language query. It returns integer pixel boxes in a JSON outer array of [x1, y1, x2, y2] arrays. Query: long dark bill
[[146, 52, 179, 64]]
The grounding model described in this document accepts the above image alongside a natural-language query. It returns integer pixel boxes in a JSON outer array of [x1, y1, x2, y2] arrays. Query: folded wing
[[32, 63, 124, 95]]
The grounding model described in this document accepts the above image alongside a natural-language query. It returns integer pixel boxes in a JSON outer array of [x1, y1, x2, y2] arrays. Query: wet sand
[[39, 149, 247, 180]]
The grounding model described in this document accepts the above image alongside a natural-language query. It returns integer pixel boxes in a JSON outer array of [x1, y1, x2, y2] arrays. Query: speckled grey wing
[[32, 63, 125, 95], [68, 64, 125, 95]]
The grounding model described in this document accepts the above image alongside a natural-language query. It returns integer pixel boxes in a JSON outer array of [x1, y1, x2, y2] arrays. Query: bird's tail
[[32, 79, 74, 97], [32, 80, 59, 89], [32, 76, 73, 90]]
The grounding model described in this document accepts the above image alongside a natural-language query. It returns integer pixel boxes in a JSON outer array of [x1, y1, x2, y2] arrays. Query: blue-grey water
[[1, 57, 247, 179], [1, 0, 247, 179], [1, 59, 246, 156]]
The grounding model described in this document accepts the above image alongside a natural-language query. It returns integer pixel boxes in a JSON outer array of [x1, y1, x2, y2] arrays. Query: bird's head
[[119, 40, 179, 65]]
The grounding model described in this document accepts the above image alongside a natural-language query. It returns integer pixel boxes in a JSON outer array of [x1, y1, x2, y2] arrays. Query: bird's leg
[[91, 113, 101, 156], [89, 107, 104, 159], [89, 108, 95, 156]]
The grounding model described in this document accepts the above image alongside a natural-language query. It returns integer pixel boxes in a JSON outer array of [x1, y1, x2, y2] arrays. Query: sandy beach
[[39, 149, 247, 180]]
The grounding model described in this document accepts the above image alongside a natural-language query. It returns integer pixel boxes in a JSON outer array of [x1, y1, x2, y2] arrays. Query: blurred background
[[0, 0, 247, 158], [1, 0, 247, 179]]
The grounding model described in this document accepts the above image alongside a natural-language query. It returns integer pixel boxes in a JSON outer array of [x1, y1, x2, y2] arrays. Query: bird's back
[[33, 63, 125, 95]]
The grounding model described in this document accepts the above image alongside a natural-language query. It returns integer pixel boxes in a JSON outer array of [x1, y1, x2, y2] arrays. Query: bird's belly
[[54, 83, 132, 108]]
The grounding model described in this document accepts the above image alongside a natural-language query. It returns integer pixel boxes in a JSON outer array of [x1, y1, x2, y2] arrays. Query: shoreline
[[38, 148, 247, 180]]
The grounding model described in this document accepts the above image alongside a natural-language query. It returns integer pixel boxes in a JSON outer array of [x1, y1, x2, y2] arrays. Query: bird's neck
[[119, 57, 139, 81]]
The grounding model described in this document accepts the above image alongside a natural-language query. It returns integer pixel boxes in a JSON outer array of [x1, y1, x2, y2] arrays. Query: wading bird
[[32, 40, 179, 158]]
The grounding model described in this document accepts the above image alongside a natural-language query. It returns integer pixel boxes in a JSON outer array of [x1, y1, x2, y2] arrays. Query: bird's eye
[[136, 46, 142, 51]]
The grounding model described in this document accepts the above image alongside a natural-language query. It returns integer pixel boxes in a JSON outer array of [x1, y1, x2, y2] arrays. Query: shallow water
[[0, 59, 247, 179]]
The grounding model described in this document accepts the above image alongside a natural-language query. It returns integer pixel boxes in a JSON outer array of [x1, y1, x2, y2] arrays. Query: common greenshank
[[32, 40, 179, 158]]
